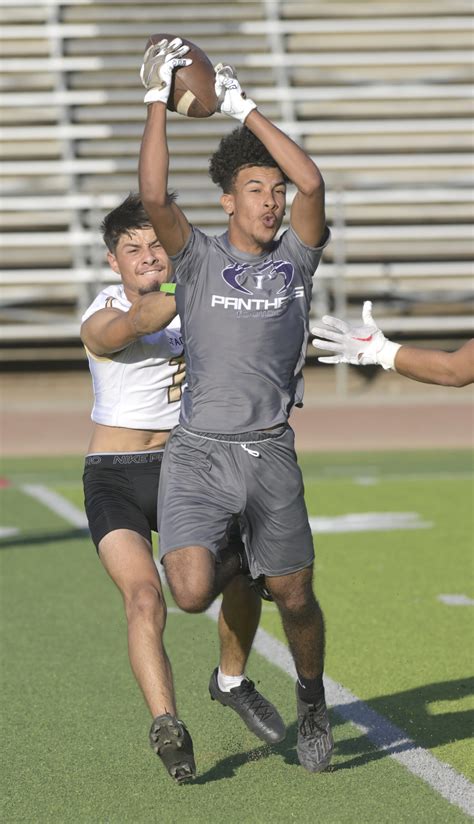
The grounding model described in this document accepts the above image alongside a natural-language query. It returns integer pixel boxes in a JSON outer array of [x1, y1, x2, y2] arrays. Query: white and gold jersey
[[82, 284, 184, 430]]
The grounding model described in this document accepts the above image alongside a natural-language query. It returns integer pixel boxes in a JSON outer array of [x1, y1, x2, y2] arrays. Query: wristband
[[378, 339, 402, 371], [236, 99, 257, 124], [144, 88, 169, 105], [160, 283, 176, 295]]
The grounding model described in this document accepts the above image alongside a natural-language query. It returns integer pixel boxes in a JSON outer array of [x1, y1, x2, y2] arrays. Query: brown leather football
[[146, 34, 218, 118]]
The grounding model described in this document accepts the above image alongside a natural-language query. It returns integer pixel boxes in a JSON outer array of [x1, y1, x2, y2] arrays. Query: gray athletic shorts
[[157, 424, 314, 577]]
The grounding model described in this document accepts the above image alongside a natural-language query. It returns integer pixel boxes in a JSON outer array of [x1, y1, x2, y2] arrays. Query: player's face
[[221, 165, 287, 253], [107, 227, 172, 299]]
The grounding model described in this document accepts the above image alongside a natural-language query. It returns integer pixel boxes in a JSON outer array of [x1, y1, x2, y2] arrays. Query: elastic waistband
[[180, 424, 289, 444], [84, 450, 164, 467]]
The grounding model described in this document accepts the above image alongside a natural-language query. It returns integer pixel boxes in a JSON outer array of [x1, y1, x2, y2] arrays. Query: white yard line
[[22, 485, 473, 815], [21, 484, 88, 529], [315, 471, 474, 483], [438, 594, 474, 607], [308, 512, 432, 533], [0, 527, 19, 538], [205, 601, 474, 817]]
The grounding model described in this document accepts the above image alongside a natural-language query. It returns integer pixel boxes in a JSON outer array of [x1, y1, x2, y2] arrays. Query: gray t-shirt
[[172, 225, 330, 434]]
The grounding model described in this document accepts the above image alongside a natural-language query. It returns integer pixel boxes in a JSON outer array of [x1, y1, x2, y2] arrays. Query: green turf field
[[1, 450, 473, 823]]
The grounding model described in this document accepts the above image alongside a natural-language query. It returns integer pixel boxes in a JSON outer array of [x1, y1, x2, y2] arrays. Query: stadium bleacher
[[0, 0, 473, 361]]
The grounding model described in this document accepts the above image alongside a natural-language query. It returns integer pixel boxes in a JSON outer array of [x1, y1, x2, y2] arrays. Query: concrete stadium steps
[[1, 0, 473, 349], [281, 1, 472, 19], [61, 4, 265, 23], [286, 30, 473, 54], [4, 118, 468, 159], [2, 225, 473, 268], [2, 154, 471, 193], [3, 188, 472, 227]]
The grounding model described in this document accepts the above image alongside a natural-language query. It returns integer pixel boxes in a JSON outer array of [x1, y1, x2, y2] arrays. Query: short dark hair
[[101, 191, 177, 252], [101, 193, 152, 253], [209, 126, 287, 193]]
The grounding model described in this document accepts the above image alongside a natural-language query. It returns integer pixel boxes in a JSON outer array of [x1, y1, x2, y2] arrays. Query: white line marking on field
[[22, 486, 473, 813], [382, 472, 474, 482], [205, 601, 474, 818], [0, 527, 19, 538], [308, 512, 432, 533], [318, 470, 473, 482], [438, 594, 474, 606], [21, 484, 88, 529]]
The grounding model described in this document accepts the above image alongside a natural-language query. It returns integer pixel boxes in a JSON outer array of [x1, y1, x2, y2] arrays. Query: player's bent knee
[[125, 582, 166, 626], [163, 545, 215, 613], [169, 583, 212, 614]]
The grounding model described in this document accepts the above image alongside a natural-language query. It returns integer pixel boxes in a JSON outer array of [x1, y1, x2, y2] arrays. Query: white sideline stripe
[[205, 601, 474, 817], [438, 594, 474, 607], [23, 486, 473, 813], [308, 512, 432, 533], [21, 485, 88, 529], [20, 486, 433, 537], [0, 527, 19, 538]]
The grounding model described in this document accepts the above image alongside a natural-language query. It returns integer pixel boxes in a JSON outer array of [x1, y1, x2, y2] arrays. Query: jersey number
[[168, 356, 186, 404]]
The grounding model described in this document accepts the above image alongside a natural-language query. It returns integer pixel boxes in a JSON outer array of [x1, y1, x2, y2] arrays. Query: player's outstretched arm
[[214, 64, 326, 247], [139, 38, 192, 257], [248, 110, 326, 248], [393, 339, 474, 387], [311, 301, 400, 369], [312, 301, 474, 386], [81, 293, 177, 357]]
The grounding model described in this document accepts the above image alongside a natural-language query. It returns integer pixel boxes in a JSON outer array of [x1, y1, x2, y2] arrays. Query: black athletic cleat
[[149, 713, 196, 783], [236, 542, 274, 602], [209, 668, 285, 744], [296, 685, 334, 772], [248, 574, 274, 602]]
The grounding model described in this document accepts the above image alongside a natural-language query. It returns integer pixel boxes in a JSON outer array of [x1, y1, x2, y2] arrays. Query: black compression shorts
[[82, 451, 164, 549]]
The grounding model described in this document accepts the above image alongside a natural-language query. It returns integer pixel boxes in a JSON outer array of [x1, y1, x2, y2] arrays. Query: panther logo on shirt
[[221, 259, 294, 296]]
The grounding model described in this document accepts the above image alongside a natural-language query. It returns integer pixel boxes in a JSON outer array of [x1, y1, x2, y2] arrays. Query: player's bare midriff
[[87, 422, 171, 454]]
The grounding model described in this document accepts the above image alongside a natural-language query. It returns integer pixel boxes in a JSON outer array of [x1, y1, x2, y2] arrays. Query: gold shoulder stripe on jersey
[[83, 345, 112, 363]]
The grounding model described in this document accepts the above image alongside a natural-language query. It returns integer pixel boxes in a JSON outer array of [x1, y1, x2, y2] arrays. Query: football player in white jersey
[[81, 194, 285, 784]]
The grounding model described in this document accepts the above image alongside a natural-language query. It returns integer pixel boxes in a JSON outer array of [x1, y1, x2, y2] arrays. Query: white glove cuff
[[144, 87, 169, 105], [377, 339, 402, 371], [235, 98, 257, 123]]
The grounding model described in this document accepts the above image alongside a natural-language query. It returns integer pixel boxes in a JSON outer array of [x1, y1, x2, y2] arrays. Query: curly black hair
[[101, 191, 177, 252], [209, 126, 287, 193]]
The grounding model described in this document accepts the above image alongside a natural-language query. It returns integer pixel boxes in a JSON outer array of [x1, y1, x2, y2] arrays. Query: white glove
[[311, 301, 401, 370], [140, 37, 192, 105], [214, 63, 257, 123]]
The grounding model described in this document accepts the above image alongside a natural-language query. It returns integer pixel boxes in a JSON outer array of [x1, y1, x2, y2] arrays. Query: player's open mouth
[[262, 214, 276, 227]]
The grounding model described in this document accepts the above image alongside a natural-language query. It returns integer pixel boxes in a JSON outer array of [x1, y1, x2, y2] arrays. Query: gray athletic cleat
[[149, 713, 196, 784], [296, 685, 334, 772], [209, 668, 286, 744]]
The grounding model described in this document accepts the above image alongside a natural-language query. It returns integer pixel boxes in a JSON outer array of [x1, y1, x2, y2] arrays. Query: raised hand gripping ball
[[146, 34, 218, 118]]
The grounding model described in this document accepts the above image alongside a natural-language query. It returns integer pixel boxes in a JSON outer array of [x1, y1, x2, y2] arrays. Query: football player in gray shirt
[[139, 38, 333, 773]]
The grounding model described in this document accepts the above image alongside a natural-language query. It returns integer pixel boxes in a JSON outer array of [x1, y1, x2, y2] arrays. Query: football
[[145, 34, 218, 118]]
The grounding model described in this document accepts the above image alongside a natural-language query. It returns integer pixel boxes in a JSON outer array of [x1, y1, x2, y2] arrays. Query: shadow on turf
[[193, 733, 298, 784], [328, 677, 473, 772], [195, 677, 473, 780], [0, 527, 89, 549]]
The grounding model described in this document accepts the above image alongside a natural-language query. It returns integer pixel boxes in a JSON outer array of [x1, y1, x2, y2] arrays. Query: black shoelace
[[234, 680, 273, 720], [299, 703, 328, 737]]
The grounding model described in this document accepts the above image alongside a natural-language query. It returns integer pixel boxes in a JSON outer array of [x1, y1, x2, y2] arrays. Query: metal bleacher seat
[[0, 0, 473, 360]]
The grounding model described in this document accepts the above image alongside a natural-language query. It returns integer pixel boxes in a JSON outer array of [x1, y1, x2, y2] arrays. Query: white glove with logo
[[214, 63, 257, 123], [140, 37, 192, 104], [311, 301, 401, 370]]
